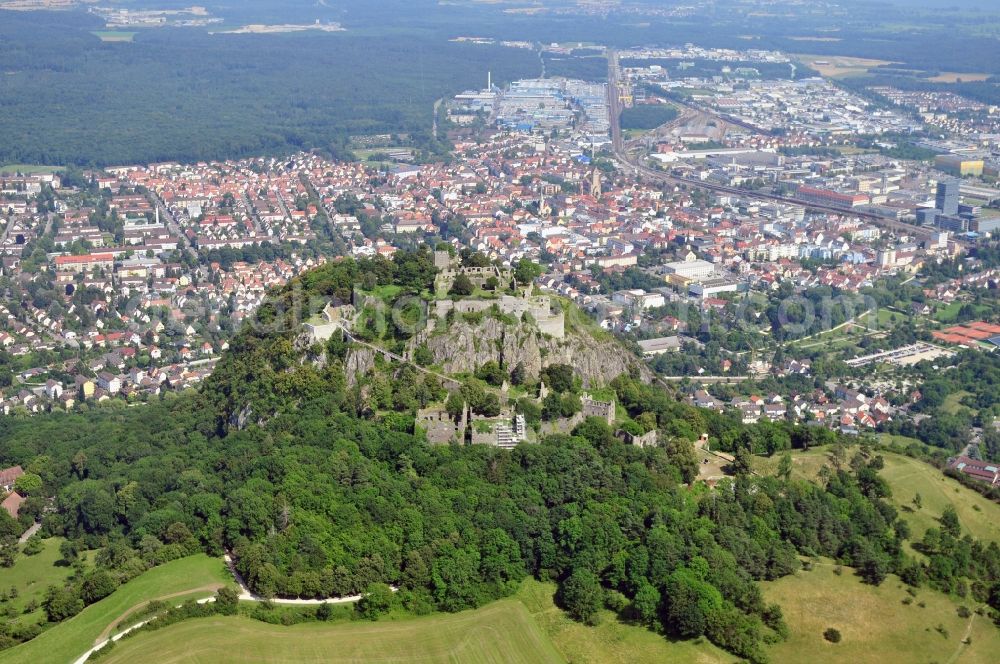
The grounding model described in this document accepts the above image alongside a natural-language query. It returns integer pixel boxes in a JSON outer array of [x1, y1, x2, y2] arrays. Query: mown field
[[97, 598, 563, 664], [66, 568, 1000, 664], [0, 554, 229, 664]]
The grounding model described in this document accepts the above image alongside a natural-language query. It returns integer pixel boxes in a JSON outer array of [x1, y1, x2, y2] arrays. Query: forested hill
[[1, 250, 1000, 662]]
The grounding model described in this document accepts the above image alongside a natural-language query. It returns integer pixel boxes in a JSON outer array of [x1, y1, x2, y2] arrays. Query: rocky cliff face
[[411, 316, 651, 387], [345, 346, 378, 386]]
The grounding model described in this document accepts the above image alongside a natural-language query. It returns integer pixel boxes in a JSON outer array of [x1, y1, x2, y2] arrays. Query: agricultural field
[[791, 54, 895, 79], [96, 598, 563, 664], [764, 563, 999, 664], [927, 72, 991, 83], [0, 554, 230, 664], [90, 579, 734, 664]]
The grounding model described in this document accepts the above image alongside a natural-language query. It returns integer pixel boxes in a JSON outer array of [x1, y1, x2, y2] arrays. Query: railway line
[[605, 50, 944, 242]]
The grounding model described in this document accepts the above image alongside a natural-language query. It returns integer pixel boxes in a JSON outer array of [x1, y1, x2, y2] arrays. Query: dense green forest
[[0, 13, 538, 167], [541, 54, 608, 82], [1, 250, 1000, 660], [620, 105, 680, 131]]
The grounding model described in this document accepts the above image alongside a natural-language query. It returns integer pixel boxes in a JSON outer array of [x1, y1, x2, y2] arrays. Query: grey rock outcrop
[[413, 316, 650, 387]]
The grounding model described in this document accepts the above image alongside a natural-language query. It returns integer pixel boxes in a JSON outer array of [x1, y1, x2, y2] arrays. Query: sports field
[[0, 164, 62, 175], [764, 562, 1000, 664], [0, 554, 229, 664], [96, 599, 563, 664]]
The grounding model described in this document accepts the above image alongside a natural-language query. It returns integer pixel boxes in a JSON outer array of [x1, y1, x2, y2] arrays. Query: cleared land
[[754, 446, 832, 482], [764, 563, 1000, 664], [941, 390, 977, 417], [0, 554, 230, 664], [928, 72, 991, 83], [96, 598, 563, 664], [792, 54, 895, 78], [91, 32, 135, 43]]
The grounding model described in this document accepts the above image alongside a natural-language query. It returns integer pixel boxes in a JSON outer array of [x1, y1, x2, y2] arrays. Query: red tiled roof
[[0, 466, 23, 488], [54, 253, 114, 266], [1, 492, 23, 519]]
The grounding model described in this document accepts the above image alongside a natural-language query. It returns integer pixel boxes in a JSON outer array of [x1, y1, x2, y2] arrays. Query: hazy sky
[[873, 0, 1000, 8]]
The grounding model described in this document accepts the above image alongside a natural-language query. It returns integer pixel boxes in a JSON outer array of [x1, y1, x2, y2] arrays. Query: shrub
[[22, 535, 43, 556], [823, 628, 842, 643], [315, 602, 332, 621], [356, 583, 394, 621], [215, 587, 239, 615]]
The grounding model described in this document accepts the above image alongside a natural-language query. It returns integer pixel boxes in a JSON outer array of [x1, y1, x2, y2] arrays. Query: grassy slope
[[755, 446, 1000, 545], [879, 453, 1000, 544], [50, 565, 1000, 664], [97, 599, 563, 664], [516, 580, 730, 664], [93, 580, 731, 664], [0, 538, 90, 625], [764, 563, 1000, 664], [0, 554, 230, 664], [941, 390, 976, 416]]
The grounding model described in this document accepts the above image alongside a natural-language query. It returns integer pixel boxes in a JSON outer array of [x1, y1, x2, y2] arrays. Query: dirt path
[[18, 522, 40, 544], [95, 583, 225, 644], [223, 554, 394, 605], [945, 614, 976, 664]]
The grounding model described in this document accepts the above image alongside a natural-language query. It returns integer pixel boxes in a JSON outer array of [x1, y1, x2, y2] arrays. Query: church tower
[[590, 168, 602, 198]]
